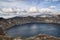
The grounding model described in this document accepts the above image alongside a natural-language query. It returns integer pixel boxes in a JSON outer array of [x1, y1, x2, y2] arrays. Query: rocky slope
[[0, 34, 60, 40], [0, 15, 60, 30]]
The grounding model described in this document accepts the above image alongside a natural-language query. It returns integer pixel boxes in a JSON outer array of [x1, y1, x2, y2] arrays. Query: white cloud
[[1, 8, 13, 13], [39, 8, 52, 13], [28, 7, 37, 12], [38, 6, 56, 13], [0, 6, 56, 13], [49, 6, 56, 9], [0, 6, 60, 19], [2, 15, 17, 19]]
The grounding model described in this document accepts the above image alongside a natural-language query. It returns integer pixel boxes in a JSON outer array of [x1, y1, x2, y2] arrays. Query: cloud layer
[[0, 0, 60, 19], [0, 6, 56, 13], [0, 6, 60, 19]]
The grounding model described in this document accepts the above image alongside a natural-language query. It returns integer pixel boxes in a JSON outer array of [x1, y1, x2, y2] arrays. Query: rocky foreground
[[0, 34, 60, 40], [0, 15, 60, 40]]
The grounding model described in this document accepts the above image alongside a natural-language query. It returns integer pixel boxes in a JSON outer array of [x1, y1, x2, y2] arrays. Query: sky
[[0, 0, 60, 9], [0, 0, 60, 19]]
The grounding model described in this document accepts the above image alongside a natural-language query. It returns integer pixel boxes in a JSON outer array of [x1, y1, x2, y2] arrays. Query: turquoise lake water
[[6, 23, 60, 38]]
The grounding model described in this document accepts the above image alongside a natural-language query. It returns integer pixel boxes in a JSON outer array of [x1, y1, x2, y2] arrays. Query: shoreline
[[0, 15, 60, 40]]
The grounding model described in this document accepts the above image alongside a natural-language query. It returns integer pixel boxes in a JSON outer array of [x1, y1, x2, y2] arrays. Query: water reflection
[[6, 23, 60, 37]]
